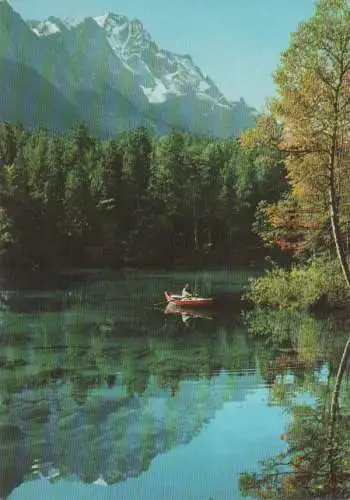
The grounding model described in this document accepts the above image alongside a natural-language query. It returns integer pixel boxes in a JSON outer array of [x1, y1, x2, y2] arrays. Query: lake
[[0, 268, 346, 499]]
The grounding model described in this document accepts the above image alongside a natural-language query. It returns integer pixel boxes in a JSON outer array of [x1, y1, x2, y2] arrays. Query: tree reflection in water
[[2, 273, 350, 499], [0, 281, 254, 498], [240, 308, 350, 499]]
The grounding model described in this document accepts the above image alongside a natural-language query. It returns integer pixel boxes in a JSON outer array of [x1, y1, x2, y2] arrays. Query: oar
[[153, 300, 165, 307]]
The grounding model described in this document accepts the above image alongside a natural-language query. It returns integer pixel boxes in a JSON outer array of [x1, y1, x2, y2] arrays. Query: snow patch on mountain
[[140, 79, 171, 104], [28, 12, 226, 110], [90, 13, 233, 111], [0, 3, 256, 137], [32, 20, 60, 36]]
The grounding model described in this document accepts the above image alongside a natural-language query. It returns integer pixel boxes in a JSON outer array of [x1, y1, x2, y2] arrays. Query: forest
[[0, 121, 285, 270]]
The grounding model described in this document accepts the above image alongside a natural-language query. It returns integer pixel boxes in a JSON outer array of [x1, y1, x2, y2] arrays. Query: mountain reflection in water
[[0, 269, 347, 499]]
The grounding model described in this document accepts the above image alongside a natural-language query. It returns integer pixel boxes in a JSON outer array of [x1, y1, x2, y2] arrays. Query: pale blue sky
[[8, 0, 317, 110]]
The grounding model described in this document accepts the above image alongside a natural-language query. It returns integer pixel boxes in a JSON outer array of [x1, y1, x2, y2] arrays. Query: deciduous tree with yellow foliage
[[243, 5, 350, 493], [242, 0, 350, 284]]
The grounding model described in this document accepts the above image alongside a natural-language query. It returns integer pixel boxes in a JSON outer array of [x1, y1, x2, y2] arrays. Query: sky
[[8, 0, 317, 110]]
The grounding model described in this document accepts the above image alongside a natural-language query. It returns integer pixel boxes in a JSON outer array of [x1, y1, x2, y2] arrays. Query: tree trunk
[[326, 109, 350, 493], [208, 228, 212, 247], [329, 335, 350, 432], [193, 218, 198, 251], [328, 154, 350, 493], [192, 186, 198, 251], [329, 199, 350, 288], [327, 334, 350, 496], [328, 157, 350, 288]]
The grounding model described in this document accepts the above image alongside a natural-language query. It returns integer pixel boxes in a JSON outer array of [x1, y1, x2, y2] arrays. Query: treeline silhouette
[[0, 121, 285, 269]]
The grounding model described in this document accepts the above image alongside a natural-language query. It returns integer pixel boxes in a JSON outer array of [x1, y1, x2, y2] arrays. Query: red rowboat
[[164, 291, 215, 307]]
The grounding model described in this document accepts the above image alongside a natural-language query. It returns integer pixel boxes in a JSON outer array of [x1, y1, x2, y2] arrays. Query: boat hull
[[164, 291, 215, 307]]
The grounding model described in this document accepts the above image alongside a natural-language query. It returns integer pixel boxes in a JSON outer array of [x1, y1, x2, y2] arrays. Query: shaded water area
[[0, 268, 349, 499]]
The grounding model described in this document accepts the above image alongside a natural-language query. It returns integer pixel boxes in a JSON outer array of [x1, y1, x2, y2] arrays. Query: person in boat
[[182, 283, 193, 299]]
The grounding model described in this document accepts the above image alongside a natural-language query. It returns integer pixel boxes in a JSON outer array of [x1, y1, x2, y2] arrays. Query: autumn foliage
[[241, 0, 350, 263]]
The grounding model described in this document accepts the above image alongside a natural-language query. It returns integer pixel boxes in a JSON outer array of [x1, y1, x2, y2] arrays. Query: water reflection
[[0, 270, 348, 499], [240, 307, 350, 499], [240, 394, 350, 499], [164, 302, 216, 327]]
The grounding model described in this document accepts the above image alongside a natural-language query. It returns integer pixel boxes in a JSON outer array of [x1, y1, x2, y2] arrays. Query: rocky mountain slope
[[0, 1, 256, 137]]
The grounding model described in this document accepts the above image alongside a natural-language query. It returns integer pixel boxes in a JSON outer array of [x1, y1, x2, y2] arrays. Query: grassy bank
[[244, 256, 350, 311]]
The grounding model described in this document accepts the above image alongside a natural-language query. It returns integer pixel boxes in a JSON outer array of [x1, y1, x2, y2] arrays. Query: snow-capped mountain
[[0, 2, 256, 137]]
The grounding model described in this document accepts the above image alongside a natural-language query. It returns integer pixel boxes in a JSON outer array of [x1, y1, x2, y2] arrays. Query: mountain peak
[[130, 18, 144, 30], [1, 4, 256, 138], [93, 12, 128, 28], [32, 19, 61, 36], [93, 13, 150, 43]]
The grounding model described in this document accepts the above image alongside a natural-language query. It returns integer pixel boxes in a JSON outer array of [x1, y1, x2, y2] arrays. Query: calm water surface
[[0, 268, 333, 499]]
